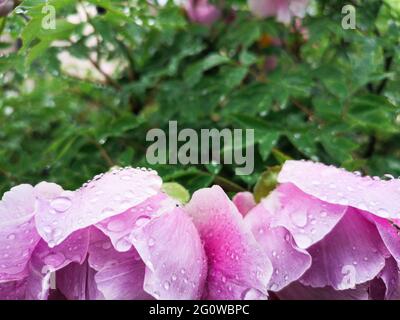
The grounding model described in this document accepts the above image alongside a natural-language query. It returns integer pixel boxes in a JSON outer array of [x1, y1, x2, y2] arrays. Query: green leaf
[[162, 182, 190, 204], [253, 165, 281, 203]]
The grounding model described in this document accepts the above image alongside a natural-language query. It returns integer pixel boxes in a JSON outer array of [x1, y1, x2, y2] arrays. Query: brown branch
[[90, 139, 115, 167]]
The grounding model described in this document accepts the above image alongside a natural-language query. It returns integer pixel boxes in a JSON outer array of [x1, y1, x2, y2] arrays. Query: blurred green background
[[0, 0, 399, 196]]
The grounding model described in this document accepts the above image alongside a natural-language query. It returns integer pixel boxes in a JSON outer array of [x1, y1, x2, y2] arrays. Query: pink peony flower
[[248, 0, 309, 24], [0, 168, 273, 300], [184, 0, 221, 25], [0, 168, 207, 300], [243, 160, 400, 299]]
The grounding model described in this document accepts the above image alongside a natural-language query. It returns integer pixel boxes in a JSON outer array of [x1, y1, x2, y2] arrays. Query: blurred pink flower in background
[[248, 0, 309, 24], [184, 0, 222, 25]]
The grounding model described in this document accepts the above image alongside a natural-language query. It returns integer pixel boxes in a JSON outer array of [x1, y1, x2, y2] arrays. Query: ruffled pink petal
[[129, 201, 207, 300], [24, 229, 90, 300], [88, 229, 151, 300], [277, 282, 369, 300], [0, 279, 27, 300], [265, 183, 346, 249], [57, 260, 103, 300], [300, 208, 389, 290], [278, 160, 400, 220], [377, 257, 400, 300], [0, 185, 41, 281], [371, 216, 400, 264], [95, 192, 168, 252], [245, 202, 311, 291], [185, 185, 272, 300], [35, 167, 162, 247], [232, 192, 256, 217]]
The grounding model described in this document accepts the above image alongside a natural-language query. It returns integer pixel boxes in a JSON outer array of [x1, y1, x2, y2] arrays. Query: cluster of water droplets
[[1, 219, 39, 273]]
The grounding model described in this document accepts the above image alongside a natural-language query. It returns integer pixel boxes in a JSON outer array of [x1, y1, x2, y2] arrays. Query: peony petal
[[24, 229, 90, 300], [95, 192, 168, 252], [372, 216, 400, 264], [0, 185, 41, 281], [35, 167, 162, 247], [0, 279, 27, 300], [88, 228, 151, 300], [278, 160, 400, 220], [232, 192, 256, 217], [129, 200, 207, 300], [57, 260, 103, 300], [277, 282, 369, 300], [185, 186, 272, 300], [377, 257, 400, 300], [245, 202, 311, 291], [300, 208, 389, 290], [263, 184, 346, 249]]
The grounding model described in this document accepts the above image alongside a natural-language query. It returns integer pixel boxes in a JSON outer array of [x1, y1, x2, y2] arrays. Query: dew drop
[[7, 234, 16, 240], [135, 216, 151, 227], [102, 242, 112, 250], [107, 220, 125, 232], [50, 197, 72, 212], [290, 209, 308, 228], [148, 237, 155, 247], [163, 281, 170, 290]]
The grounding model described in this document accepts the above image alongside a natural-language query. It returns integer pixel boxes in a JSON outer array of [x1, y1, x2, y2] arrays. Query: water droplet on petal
[[7, 234, 16, 240], [107, 220, 125, 232], [290, 209, 308, 227], [163, 281, 170, 290], [135, 216, 151, 227], [148, 238, 155, 247], [50, 197, 72, 212], [102, 242, 112, 250]]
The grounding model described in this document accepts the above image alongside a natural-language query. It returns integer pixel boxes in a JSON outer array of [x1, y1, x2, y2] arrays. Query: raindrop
[[102, 242, 112, 250], [163, 281, 170, 290], [50, 197, 72, 212], [148, 238, 155, 247], [290, 209, 308, 228], [7, 234, 16, 240], [135, 216, 151, 227], [107, 220, 125, 232]]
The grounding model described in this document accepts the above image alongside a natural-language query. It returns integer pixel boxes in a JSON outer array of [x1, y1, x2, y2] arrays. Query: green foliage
[[0, 0, 399, 195]]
